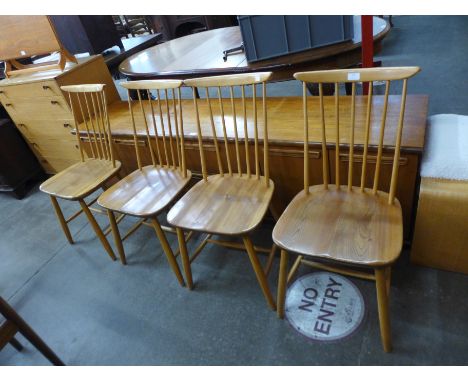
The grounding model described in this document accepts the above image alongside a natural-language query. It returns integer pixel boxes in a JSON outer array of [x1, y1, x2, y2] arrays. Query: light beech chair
[[97, 80, 191, 287], [273, 67, 420, 352], [167, 72, 276, 309], [40, 84, 121, 261]]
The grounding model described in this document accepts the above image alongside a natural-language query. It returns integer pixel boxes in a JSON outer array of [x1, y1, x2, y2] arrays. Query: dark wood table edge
[[119, 21, 391, 81]]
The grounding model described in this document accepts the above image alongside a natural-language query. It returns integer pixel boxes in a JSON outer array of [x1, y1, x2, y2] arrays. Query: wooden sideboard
[[0, 56, 120, 173], [79, 94, 428, 241]]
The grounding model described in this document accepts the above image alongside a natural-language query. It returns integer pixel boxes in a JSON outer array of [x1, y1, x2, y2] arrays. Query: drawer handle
[[51, 100, 59, 105], [5, 103, 12, 107], [339, 153, 408, 166], [63, 123, 72, 128], [114, 139, 147, 146], [269, 147, 321, 159], [17, 123, 26, 128], [0, 90, 4, 94], [43, 85, 51, 90]]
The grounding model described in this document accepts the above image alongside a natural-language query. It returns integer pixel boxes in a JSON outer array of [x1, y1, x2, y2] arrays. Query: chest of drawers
[[0, 55, 120, 173]]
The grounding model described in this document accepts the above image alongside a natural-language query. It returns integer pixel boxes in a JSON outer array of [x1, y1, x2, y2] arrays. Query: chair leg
[[78, 199, 116, 261], [375, 267, 393, 353], [151, 218, 185, 287], [0, 297, 65, 365], [243, 236, 276, 311], [277, 249, 289, 319], [9, 337, 23, 351], [107, 210, 127, 265], [264, 243, 277, 276], [49, 196, 73, 244], [176, 227, 193, 290], [386, 267, 391, 298]]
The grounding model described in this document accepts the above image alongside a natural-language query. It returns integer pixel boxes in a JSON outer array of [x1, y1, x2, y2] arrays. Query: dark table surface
[[119, 17, 390, 81]]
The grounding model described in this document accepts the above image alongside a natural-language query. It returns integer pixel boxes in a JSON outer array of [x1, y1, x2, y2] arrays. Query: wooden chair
[[40, 84, 121, 261], [273, 67, 420, 352], [0, 295, 64, 365], [97, 80, 192, 287], [167, 72, 276, 310]]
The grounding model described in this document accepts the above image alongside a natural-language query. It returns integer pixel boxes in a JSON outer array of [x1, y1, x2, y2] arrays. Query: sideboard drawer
[[14, 119, 75, 140], [28, 137, 80, 159], [3, 96, 71, 120], [0, 80, 62, 101]]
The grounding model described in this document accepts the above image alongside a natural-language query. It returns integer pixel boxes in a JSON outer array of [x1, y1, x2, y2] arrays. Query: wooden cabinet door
[[262, 144, 325, 219]]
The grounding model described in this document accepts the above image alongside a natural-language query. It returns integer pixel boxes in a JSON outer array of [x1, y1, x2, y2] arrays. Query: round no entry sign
[[285, 272, 365, 342]]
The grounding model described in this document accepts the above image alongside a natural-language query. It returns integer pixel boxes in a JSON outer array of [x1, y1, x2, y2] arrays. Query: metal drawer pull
[[339, 153, 408, 166], [50, 100, 59, 105], [0, 90, 4, 94], [63, 123, 72, 128], [114, 139, 147, 146], [5, 103, 12, 107], [17, 123, 26, 128], [269, 147, 321, 159], [42, 85, 51, 90]]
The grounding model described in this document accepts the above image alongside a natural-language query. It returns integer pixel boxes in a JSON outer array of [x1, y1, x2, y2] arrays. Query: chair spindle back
[[183, 72, 272, 187], [119, 80, 187, 177], [61, 84, 116, 167], [294, 67, 420, 204]]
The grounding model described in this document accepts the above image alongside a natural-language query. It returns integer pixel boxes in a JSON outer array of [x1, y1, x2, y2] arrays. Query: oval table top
[[119, 16, 390, 81]]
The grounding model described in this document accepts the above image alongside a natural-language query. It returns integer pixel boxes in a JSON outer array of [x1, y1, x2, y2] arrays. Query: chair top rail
[[120, 79, 183, 90], [294, 67, 420, 83], [60, 84, 105, 93], [184, 72, 272, 88]]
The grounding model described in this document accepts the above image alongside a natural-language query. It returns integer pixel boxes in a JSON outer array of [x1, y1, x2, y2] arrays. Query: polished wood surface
[[40, 159, 120, 200], [0, 16, 77, 77], [105, 95, 427, 149], [167, 73, 276, 308], [411, 178, 468, 274], [97, 79, 191, 278], [98, 165, 191, 217], [0, 16, 61, 60], [104, 33, 163, 72], [39, 85, 120, 261], [0, 56, 120, 173], [272, 185, 403, 266], [274, 67, 420, 353], [167, 174, 274, 235], [119, 17, 390, 80], [294, 67, 420, 83], [98, 93, 427, 241], [183, 72, 272, 87], [294, 66, 420, 204]]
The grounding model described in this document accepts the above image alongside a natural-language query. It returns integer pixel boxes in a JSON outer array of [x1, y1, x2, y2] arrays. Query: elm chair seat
[[40, 159, 121, 200], [98, 165, 191, 217], [272, 185, 403, 266], [168, 174, 274, 236]]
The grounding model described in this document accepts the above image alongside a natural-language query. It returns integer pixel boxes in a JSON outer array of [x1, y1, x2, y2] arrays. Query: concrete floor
[[1, 16, 468, 365]]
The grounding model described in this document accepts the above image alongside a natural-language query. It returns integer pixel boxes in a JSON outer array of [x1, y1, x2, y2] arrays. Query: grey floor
[[1, 16, 468, 366]]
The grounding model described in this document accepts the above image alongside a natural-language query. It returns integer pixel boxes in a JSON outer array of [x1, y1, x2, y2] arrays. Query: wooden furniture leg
[[50, 196, 74, 244], [0, 297, 65, 366], [107, 210, 126, 265], [263, 243, 277, 276], [386, 267, 392, 297], [277, 249, 289, 318], [375, 267, 392, 352], [151, 218, 185, 287], [78, 199, 117, 261], [176, 228, 193, 290], [243, 236, 276, 310], [9, 337, 23, 351]]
